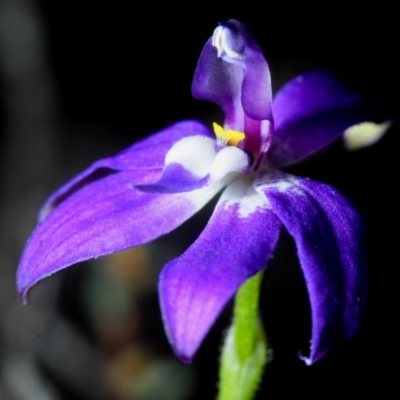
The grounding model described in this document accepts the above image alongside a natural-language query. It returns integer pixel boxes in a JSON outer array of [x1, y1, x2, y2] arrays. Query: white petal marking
[[185, 181, 225, 209], [255, 172, 304, 196], [165, 136, 217, 177], [219, 176, 271, 218], [210, 146, 249, 182]]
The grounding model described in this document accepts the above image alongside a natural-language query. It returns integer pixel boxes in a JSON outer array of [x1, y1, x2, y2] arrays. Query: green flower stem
[[234, 270, 263, 362], [218, 271, 267, 400]]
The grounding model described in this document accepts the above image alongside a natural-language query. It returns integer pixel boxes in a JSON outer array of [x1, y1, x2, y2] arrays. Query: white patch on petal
[[165, 136, 217, 177], [210, 146, 249, 182], [185, 181, 225, 209], [256, 172, 301, 192], [219, 176, 271, 218], [255, 171, 307, 203], [343, 120, 391, 150]]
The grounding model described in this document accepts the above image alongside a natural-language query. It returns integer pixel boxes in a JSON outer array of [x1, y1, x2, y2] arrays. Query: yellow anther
[[213, 122, 245, 146]]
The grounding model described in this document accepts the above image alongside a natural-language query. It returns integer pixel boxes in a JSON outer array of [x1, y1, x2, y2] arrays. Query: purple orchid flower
[[17, 19, 372, 366]]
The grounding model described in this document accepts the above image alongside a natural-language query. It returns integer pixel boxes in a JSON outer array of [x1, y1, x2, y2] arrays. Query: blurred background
[[0, 1, 397, 399]]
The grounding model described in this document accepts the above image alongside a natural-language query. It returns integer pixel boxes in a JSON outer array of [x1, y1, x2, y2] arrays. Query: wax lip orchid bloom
[[18, 20, 374, 366]]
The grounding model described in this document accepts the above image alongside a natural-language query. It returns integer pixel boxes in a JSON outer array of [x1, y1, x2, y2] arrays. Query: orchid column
[[191, 21, 274, 399]]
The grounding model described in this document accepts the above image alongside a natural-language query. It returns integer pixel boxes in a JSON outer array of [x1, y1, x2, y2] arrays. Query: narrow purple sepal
[[39, 121, 213, 221], [261, 174, 366, 364], [159, 193, 281, 363], [18, 169, 221, 302], [270, 71, 374, 167], [300, 179, 367, 342]]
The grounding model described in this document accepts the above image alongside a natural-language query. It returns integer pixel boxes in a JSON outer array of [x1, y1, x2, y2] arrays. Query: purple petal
[[159, 179, 281, 363], [269, 71, 374, 167], [135, 163, 210, 193], [17, 169, 222, 302], [39, 120, 213, 220], [300, 179, 367, 342], [191, 20, 272, 152], [259, 173, 365, 364]]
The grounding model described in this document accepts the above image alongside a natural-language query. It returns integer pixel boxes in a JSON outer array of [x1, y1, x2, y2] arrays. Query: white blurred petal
[[344, 120, 391, 150]]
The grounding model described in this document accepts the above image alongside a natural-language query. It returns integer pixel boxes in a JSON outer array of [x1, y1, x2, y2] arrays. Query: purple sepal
[[270, 71, 374, 167], [17, 169, 220, 302], [39, 121, 213, 221], [159, 195, 281, 363], [191, 20, 272, 125], [262, 175, 366, 364], [135, 163, 210, 193], [300, 179, 367, 343]]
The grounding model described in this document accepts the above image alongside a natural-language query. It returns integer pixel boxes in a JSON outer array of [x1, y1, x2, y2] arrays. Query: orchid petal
[[270, 71, 374, 167], [135, 136, 216, 193], [135, 163, 210, 193], [159, 179, 281, 363], [299, 179, 367, 342], [258, 173, 365, 364], [17, 169, 222, 302], [39, 121, 213, 220]]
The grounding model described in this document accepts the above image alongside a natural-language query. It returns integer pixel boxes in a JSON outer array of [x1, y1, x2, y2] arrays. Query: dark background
[[0, 1, 397, 399]]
